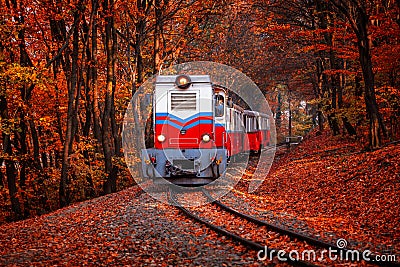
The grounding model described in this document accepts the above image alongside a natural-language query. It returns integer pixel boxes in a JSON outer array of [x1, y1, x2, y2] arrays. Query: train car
[[243, 110, 260, 152], [243, 111, 271, 153], [225, 103, 246, 156], [141, 74, 271, 185], [141, 74, 227, 185], [258, 113, 270, 149]]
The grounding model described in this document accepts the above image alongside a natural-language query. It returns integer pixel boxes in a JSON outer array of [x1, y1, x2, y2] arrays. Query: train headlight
[[202, 134, 211, 143], [157, 134, 166, 142], [175, 74, 191, 89]]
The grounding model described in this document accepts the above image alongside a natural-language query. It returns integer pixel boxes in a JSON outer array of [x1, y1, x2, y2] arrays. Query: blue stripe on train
[[155, 112, 213, 123], [155, 119, 213, 130]]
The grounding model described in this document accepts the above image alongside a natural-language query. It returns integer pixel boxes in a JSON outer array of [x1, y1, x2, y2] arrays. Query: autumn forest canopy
[[0, 0, 399, 222]]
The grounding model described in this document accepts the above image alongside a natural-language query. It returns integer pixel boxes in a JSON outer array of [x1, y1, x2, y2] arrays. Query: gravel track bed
[[0, 186, 271, 266]]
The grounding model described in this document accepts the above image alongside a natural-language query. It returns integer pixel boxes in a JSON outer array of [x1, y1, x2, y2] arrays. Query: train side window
[[227, 109, 229, 129], [238, 113, 241, 131], [234, 111, 237, 131], [237, 112, 241, 131], [249, 117, 252, 132], [256, 117, 259, 130], [229, 109, 234, 130], [233, 110, 236, 130]]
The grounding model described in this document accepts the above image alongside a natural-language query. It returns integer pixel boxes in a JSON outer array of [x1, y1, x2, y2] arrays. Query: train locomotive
[[141, 74, 271, 185]]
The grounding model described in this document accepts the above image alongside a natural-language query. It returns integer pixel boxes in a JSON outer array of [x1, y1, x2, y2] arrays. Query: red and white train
[[141, 74, 271, 185]]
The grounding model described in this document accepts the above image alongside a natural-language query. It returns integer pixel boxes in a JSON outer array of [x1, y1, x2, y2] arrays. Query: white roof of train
[[243, 110, 268, 117], [156, 75, 211, 83]]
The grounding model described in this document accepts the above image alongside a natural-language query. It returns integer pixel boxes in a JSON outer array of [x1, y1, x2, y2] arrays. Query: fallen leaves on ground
[[0, 186, 266, 266], [233, 129, 399, 257]]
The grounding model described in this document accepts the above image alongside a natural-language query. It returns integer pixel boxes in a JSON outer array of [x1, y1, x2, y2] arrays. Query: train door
[[214, 93, 226, 148]]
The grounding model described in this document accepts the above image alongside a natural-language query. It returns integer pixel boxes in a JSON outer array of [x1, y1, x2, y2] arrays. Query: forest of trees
[[0, 0, 399, 222]]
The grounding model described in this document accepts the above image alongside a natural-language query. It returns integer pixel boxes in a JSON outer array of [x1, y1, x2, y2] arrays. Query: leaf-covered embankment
[[246, 130, 399, 254]]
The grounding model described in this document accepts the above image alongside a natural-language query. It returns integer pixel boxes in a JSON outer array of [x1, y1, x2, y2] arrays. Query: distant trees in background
[[0, 0, 399, 222], [249, 0, 400, 146]]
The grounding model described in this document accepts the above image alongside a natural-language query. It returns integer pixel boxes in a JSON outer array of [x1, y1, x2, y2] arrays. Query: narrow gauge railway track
[[233, 149, 399, 266], [169, 188, 319, 267], [210, 192, 400, 267], [169, 188, 399, 267], [205, 190, 338, 250]]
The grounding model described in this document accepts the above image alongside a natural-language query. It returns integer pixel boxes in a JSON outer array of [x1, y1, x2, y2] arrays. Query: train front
[[142, 74, 227, 185]]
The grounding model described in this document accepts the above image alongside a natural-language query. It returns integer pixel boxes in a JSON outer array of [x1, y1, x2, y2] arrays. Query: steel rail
[[203, 190, 400, 267], [169, 188, 319, 267]]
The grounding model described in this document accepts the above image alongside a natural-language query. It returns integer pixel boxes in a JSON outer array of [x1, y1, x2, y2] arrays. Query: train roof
[[156, 75, 211, 83], [243, 110, 269, 117]]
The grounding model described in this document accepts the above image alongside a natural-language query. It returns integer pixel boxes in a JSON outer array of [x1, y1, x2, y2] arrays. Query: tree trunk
[[275, 91, 282, 128], [338, 59, 356, 135], [90, 0, 102, 147], [38, 126, 48, 169], [4, 0, 40, 219], [102, 0, 118, 194], [317, 109, 324, 132], [314, 58, 324, 133], [15, 109, 28, 187], [111, 18, 121, 158], [356, 11, 386, 148], [0, 95, 22, 220], [134, 0, 149, 94], [0, 160, 4, 187], [153, 0, 162, 73], [60, 4, 82, 207], [329, 0, 386, 147], [29, 119, 42, 169]]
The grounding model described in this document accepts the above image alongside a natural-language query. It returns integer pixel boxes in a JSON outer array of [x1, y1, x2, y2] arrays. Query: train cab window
[[215, 95, 224, 117]]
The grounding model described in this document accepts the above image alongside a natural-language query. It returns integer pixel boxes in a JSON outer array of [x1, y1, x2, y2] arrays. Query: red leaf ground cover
[[235, 129, 400, 256], [0, 186, 266, 266]]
